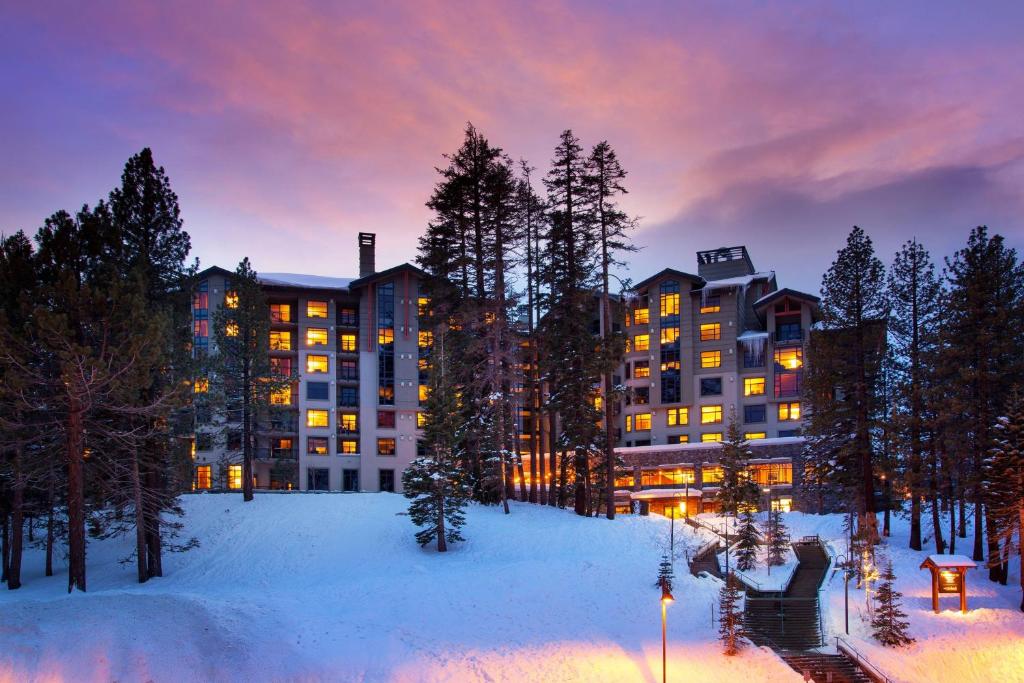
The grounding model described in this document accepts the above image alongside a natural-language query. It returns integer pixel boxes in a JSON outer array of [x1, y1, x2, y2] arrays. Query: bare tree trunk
[[547, 409, 558, 507], [930, 463, 945, 554], [7, 445, 25, 589], [574, 447, 588, 516], [66, 401, 87, 593], [144, 467, 163, 578], [558, 448, 569, 508], [1018, 503, 1024, 611], [1, 512, 9, 584], [537, 396, 547, 506], [131, 450, 149, 583], [436, 492, 447, 553]]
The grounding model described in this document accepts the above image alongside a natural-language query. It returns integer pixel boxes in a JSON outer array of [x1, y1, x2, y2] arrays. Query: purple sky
[[2, 1, 1022, 293]]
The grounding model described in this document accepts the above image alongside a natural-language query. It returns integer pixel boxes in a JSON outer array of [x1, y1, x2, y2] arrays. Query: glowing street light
[[661, 583, 674, 683]]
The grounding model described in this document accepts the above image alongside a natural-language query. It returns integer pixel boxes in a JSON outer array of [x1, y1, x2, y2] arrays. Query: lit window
[[195, 465, 211, 490], [700, 296, 721, 314], [270, 303, 291, 323], [667, 407, 688, 426], [194, 378, 209, 393], [660, 291, 679, 317], [700, 351, 721, 368], [774, 348, 803, 370], [306, 409, 329, 428], [416, 412, 427, 428], [633, 334, 649, 352], [661, 360, 680, 372], [660, 327, 679, 344], [417, 297, 430, 317], [339, 413, 358, 433], [307, 437, 328, 455], [633, 307, 650, 325], [772, 497, 793, 513], [307, 300, 328, 318], [340, 333, 357, 352], [228, 464, 242, 490], [778, 402, 801, 421], [747, 462, 793, 485], [594, 395, 603, 411], [700, 323, 720, 341], [224, 291, 239, 309], [703, 466, 723, 483], [306, 327, 328, 346], [625, 415, 633, 433], [377, 438, 396, 456], [378, 328, 394, 345], [634, 361, 650, 378], [340, 439, 358, 454], [701, 432, 723, 443], [270, 331, 291, 351], [673, 434, 690, 444], [745, 432, 767, 440], [270, 388, 292, 405], [193, 319, 208, 338], [700, 405, 723, 424], [635, 413, 652, 431], [744, 377, 766, 396], [226, 321, 239, 337], [306, 354, 329, 373], [418, 331, 433, 348]]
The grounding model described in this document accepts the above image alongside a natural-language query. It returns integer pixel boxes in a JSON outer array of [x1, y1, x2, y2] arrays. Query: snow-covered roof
[[259, 273, 355, 290], [921, 555, 977, 568], [630, 488, 703, 500], [615, 436, 805, 455], [698, 271, 774, 291], [737, 331, 769, 341]]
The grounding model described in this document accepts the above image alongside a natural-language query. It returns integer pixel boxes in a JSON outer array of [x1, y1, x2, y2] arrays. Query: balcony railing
[[770, 329, 807, 345], [256, 448, 298, 460]]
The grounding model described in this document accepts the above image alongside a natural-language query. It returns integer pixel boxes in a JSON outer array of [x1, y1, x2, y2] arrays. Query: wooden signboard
[[938, 570, 962, 594], [920, 555, 976, 613]]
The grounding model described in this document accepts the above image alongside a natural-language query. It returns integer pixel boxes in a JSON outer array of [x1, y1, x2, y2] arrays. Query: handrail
[[835, 636, 896, 683]]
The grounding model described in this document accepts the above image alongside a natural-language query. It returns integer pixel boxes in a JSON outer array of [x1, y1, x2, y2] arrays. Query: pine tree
[[763, 503, 791, 567], [871, 559, 914, 646], [734, 508, 760, 572], [718, 574, 746, 655], [716, 410, 759, 515], [655, 551, 675, 590], [402, 326, 471, 550], [988, 390, 1024, 610]]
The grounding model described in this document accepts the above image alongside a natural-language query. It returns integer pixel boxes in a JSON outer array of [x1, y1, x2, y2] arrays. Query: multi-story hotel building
[[191, 233, 428, 494]]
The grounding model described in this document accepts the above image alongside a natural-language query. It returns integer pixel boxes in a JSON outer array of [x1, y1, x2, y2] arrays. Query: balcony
[[770, 329, 807, 346], [774, 372, 803, 399], [256, 447, 298, 460], [261, 415, 299, 433]]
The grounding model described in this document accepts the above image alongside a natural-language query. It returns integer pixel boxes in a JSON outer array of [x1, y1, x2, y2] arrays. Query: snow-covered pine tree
[[718, 574, 746, 655], [988, 390, 1024, 610], [870, 559, 914, 646], [716, 409, 759, 515], [763, 503, 791, 567], [401, 326, 470, 551], [655, 552, 674, 590], [734, 508, 760, 572]]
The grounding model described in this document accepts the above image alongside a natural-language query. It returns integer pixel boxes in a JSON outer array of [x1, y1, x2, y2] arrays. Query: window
[[634, 413, 652, 431], [700, 323, 721, 341], [194, 378, 209, 393], [633, 307, 649, 325], [196, 432, 213, 451], [743, 344, 765, 368], [306, 327, 328, 346], [227, 431, 242, 451], [195, 465, 211, 490], [744, 404, 766, 424], [270, 303, 291, 323], [747, 462, 793, 485], [307, 354, 329, 373], [700, 296, 721, 314], [307, 437, 328, 455], [700, 405, 723, 424], [417, 297, 430, 318], [377, 410, 396, 428], [307, 300, 328, 318], [745, 432, 767, 440], [776, 317, 802, 343], [778, 429, 801, 438], [634, 360, 650, 378], [633, 334, 649, 352], [625, 415, 633, 433], [338, 386, 358, 407], [338, 307, 358, 326], [270, 330, 291, 351], [307, 468, 329, 491], [700, 377, 722, 396], [339, 333, 357, 352], [193, 289, 209, 311], [224, 291, 239, 309], [641, 468, 695, 487], [270, 387, 292, 405], [772, 497, 793, 513], [701, 432, 723, 443], [419, 384, 429, 403], [778, 402, 801, 421], [343, 469, 359, 492], [379, 469, 395, 492], [306, 382, 328, 401], [700, 350, 721, 368], [225, 321, 239, 337], [228, 464, 242, 490], [672, 434, 690, 444], [339, 439, 358, 454], [630, 387, 647, 406], [418, 330, 433, 349], [744, 377, 766, 396], [377, 438, 396, 456], [193, 319, 209, 339], [667, 407, 688, 426], [660, 327, 679, 344], [775, 372, 802, 398], [271, 357, 294, 377], [416, 412, 427, 428], [774, 348, 803, 370], [660, 290, 679, 318], [702, 466, 723, 484], [339, 413, 358, 433], [378, 328, 394, 345], [306, 409, 329, 428], [338, 359, 358, 380]]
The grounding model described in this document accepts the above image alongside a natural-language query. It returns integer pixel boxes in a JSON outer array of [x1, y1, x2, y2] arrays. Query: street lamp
[[661, 583, 674, 683], [763, 485, 773, 576], [835, 553, 852, 634]]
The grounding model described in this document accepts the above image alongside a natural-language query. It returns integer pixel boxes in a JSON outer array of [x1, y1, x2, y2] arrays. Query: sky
[[2, 1, 1023, 293]]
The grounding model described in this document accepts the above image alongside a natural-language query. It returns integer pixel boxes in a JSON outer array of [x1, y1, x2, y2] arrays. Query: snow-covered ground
[[0, 494, 796, 683], [1, 496, 1021, 682]]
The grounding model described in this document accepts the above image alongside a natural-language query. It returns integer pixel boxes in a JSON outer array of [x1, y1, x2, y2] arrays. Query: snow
[[630, 488, 703, 500], [727, 547, 799, 594], [921, 554, 978, 568], [700, 272, 774, 291], [0, 495, 799, 683], [258, 272, 355, 289]]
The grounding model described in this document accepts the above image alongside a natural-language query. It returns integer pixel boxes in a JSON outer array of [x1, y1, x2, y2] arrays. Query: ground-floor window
[[379, 468, 395, 492], [343, 469, 359, 492], [771, 496, 793, 513], [307, 467, 329, 491], [227, 464, 242, 490], [195, 465, 211, 490]]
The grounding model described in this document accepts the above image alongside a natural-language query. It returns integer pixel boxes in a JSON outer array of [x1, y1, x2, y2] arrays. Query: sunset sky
[[2, 1, 1022, 293]]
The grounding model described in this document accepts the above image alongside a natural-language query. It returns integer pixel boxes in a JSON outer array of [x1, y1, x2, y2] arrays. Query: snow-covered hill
[[0, 494, 795, 682]]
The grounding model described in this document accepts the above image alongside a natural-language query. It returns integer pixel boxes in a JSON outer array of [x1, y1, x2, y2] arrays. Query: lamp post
[[763, 485, 773, 576], [684, 477, 690, 520], [661, 583, 674, 683], [835, 553, 852, 635]]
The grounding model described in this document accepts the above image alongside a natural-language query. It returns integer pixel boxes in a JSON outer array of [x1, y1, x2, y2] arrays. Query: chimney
[[358, 232, 376, 277]]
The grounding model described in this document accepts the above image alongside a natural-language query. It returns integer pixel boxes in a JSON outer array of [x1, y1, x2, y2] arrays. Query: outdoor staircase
[[780, 652, 874, 683], [743, 539, 828, 650], [689, 540, 723, 578]]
